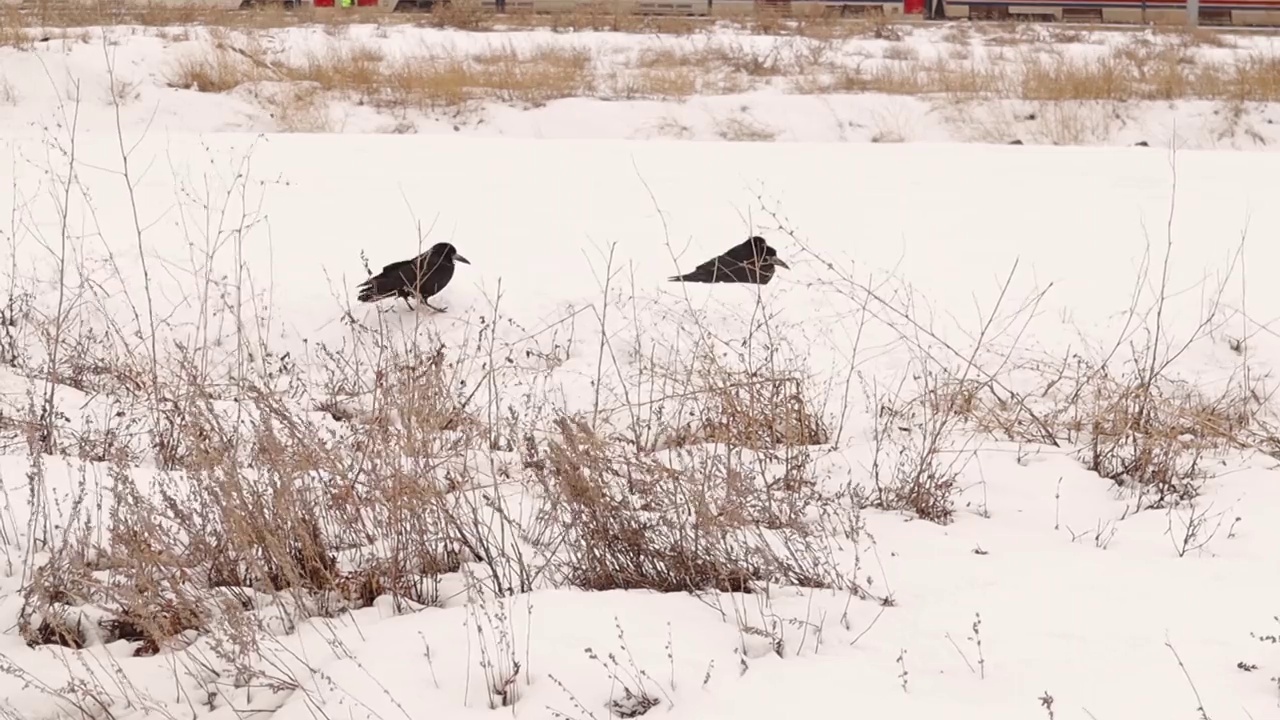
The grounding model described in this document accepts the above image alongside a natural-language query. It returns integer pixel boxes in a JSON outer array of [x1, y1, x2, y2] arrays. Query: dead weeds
[[153, 23, 1280, 124]]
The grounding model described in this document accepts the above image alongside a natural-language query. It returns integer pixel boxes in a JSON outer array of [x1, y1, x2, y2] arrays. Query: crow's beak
[[454, 255, 471, 265], [773, 258, 791, 270]]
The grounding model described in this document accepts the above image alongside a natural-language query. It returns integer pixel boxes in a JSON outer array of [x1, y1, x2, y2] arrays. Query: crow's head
[[429, 242, 471, 265], [749, 235, 790, 270]]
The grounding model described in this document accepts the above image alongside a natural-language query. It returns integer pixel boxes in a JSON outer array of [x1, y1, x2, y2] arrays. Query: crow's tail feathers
[[356, 275, 400, 303], [668, 270, 711, 283]]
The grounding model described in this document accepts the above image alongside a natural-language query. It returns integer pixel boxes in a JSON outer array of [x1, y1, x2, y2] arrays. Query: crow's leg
[[422, 300, 448, 313], [401, 295, 416, 311]]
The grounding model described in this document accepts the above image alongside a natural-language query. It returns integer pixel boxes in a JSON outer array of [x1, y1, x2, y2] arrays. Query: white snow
[[0, 12, 1278, 720], [3, 20, 1280, 148]]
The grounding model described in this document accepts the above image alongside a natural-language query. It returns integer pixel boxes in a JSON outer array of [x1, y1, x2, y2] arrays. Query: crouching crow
[[668, 235, 790, 285]]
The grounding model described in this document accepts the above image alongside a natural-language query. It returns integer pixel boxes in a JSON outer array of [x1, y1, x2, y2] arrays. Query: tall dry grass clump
[[637, 338, 831, 452], [525, 414, 845, 594], [846, 37, 1280, 103], [169, 48, 269, 93], [0, 6, 34, 50], [18, 328, 481, 653], [167, 39, 597, 115]]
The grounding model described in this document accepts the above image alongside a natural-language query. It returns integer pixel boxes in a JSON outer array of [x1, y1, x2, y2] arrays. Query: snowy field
[[0, 8, 1279, 720], [3, 15, 1280, 147]]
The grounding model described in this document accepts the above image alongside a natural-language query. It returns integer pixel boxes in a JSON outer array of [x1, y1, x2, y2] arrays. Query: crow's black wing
[[358, 260, 416, 302], [668, 240, 763, 283], [717, 239, 762, 266]]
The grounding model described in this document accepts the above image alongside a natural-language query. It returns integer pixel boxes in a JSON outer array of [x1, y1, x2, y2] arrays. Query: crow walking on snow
[[357, 242, 471, 312], [667, 235, 791, 286]]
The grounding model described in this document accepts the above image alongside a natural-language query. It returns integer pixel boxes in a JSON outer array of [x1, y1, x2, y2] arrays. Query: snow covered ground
[[0, 11, 1279, 720], [3, 17, 1280, 148], [1, 126, 1279, 720]]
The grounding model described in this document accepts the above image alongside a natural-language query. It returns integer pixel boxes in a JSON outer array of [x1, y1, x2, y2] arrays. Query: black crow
[[356, 242, 471, 312], [668, 235, 791, 285]]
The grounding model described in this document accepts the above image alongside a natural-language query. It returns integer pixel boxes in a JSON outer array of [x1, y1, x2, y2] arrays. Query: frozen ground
[[0, 119, 1274, 717], [0, 15, 1278, 720], [2, 19, 1280, 148]]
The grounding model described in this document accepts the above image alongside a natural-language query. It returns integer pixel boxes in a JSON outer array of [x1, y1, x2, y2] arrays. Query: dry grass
[[822, 44, 1280, 102], [0, 8, 31, 50], [151, 25, 1280, 128], [168, 40, 596, 115], [639, 114, 695, 137], [946, 99, 1126, 145], [714, 111, 778, 141], [0, 74, 16, 105], [526, 414, 837, 593], [925, 358, 1261, 508]]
